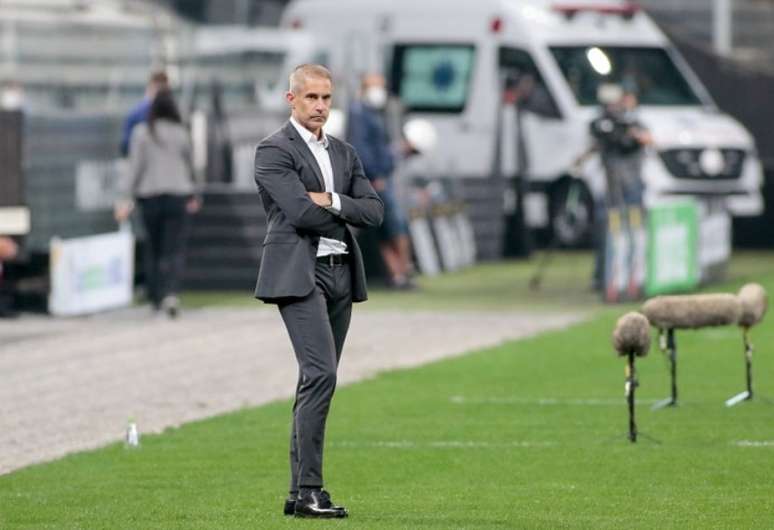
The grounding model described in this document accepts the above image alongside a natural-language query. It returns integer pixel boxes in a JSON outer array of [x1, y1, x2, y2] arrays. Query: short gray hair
[[289, 64, 333, 94]]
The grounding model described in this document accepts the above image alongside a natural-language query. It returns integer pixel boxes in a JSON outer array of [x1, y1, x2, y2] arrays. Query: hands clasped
[[308, 192, 333, 208]]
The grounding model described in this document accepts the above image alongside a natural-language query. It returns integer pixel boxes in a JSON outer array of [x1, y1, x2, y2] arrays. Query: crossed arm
[[254, 142, 383, 235]]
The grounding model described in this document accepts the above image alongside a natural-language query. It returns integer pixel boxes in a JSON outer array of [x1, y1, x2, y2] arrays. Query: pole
[[725, 328, 755, 407], [502, 74, 533, 258], [667, 328, 677, 406], [744, 329, 753, 399], [626, 351, 637, 442], [713, 0, 732, 56], [512, 101, 532, 257]]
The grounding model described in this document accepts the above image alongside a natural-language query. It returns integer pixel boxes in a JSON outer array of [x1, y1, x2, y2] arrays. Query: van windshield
[[390, 44, 475, 113], [549, 46, 702, 106]]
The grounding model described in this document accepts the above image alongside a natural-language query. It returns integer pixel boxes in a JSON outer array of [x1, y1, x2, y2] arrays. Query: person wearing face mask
[[347, 73, 415, 289], [0, 81, 26, 111]]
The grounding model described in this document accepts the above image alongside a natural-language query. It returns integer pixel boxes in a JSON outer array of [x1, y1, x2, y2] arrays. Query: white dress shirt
[[290, 117, 348, 257]]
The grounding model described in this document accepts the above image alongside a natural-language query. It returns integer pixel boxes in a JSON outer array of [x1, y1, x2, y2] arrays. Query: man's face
[[147, 81, 165, 99], [287, 76, 332, 137], [362, 73, 385, 92], [622, 93, 638, 111]]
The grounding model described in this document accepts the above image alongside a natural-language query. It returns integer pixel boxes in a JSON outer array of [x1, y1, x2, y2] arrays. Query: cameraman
[[591, 87, 652, 206], [588, 85, 652, 291]]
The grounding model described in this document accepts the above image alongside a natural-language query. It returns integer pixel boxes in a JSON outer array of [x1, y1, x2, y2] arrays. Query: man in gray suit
[[254, 64, 384, 519]]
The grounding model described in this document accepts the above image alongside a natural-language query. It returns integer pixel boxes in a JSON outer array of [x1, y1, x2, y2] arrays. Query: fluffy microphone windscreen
[[612, 312, 651, 357], [642, 294, 742, 330], [738, 283, 768, 328]]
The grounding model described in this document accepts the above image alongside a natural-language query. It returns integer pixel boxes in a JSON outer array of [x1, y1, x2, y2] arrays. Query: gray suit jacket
[[253, 121, 384, 303], [124, 121, 196, 199]]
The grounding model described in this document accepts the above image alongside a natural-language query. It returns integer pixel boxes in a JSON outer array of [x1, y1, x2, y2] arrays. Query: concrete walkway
[[0, 306, 587, 475]]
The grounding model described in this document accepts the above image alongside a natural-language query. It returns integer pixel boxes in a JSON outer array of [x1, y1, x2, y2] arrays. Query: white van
[[279, 0, 764, 247]]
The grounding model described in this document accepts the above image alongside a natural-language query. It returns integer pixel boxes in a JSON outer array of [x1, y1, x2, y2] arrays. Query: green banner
[[646, 200, 699, 296]]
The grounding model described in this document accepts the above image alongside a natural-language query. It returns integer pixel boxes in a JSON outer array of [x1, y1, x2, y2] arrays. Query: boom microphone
[[612, 312, 651, 357], [642, 294, 741, 330], [737, 283, 768, 329]]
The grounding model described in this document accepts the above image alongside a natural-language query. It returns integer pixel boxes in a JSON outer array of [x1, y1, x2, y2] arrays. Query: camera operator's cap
[[322, 108, 346, 138], [597, 83, 623, 105]]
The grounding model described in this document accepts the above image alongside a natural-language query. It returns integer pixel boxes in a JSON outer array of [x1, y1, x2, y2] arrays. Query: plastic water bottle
[[125, 419, 140, 448]]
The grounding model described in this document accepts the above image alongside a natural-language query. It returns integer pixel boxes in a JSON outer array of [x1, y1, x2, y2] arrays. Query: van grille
[[659, 148, 746, 180]]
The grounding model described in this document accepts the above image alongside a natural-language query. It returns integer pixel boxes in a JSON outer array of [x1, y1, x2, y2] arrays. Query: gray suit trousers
[[278, 260, 352, 491]]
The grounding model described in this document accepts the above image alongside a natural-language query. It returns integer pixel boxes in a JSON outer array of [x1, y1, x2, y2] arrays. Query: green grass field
[[182, 250, 773, 312], [179, 250, 603, 312], [2, 252, 774, 529]]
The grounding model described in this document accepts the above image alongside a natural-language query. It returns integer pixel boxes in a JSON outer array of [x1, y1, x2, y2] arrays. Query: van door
[[498, 47, 572, 181]]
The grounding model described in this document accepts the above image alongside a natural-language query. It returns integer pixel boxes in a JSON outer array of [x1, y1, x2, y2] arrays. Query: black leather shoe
[[294, 489, 348, 518], [283, 495, 297, 516]]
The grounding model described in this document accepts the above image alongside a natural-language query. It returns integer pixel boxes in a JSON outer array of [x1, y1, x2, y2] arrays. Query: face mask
[[1, 89, 24, 110], [364, 86, 387, 109]]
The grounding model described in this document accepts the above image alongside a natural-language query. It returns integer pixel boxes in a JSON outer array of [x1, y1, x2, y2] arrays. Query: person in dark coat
[[348, 73, 415, 288], [253, 64, 383, 518]]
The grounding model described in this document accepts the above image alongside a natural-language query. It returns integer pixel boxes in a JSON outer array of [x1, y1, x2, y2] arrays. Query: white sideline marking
[[330, 440, 556, 449], [734, 440, 774, 447], [450, 396, 659, 406]]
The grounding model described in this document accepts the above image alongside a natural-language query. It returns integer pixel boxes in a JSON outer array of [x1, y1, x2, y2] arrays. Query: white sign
[[654, 223, 690, 285], [433, 216, 462, 271], [699, 209, 731, 270], [0, 206, 30, 235], [49, 230, 135, 316], [75, 159, 124, 211], [452, 212, 477, 267], [409, 217, 440, 276]]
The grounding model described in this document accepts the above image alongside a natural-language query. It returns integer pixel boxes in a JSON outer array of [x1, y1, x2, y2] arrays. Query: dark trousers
[[278, 261, 352, 491], [0, 265, 13, 315], [137, 194, 190, 308]]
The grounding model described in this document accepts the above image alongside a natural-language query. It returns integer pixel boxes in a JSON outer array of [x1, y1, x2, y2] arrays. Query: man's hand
[[632, 128, 653, 146], [186, 197, 202, 214], [308, 192, 333, 208], [371, 178, 387, 192], [114, 200, 134, 223], [0, 236, 18, 261]]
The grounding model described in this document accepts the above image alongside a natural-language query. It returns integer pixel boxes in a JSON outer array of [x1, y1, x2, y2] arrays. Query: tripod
[[529, 178, 588, 290]]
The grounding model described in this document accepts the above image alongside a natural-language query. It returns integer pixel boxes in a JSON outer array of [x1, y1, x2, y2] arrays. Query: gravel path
[[0, 306, 587, 475]]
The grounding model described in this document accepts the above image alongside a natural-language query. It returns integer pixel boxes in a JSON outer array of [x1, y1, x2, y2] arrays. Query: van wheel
[[549, 178, 594, 248]]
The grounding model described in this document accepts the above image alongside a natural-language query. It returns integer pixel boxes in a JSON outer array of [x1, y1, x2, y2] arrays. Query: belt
[[316, 254, 349, 266]]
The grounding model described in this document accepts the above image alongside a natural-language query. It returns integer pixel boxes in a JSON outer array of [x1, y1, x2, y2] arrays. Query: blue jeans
[[375, 181, 409, 242]]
